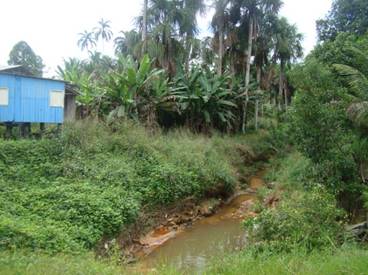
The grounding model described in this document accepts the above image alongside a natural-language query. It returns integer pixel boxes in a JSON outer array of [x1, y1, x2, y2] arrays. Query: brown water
[[135, 177, 264, 274]]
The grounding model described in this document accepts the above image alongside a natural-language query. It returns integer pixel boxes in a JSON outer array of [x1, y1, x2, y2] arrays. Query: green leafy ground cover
[[0, 121, 271, 253]]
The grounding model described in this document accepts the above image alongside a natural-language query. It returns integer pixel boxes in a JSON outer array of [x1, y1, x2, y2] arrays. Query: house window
[[49, 91, 65, 108], [0, 88, 9, 106]]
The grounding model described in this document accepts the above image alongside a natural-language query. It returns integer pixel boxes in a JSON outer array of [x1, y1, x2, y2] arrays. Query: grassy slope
[[1, 129, 367, 274], [0, 121, 271, 254]]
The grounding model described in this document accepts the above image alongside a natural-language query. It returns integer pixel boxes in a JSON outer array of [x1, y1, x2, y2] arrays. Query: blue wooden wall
[[0, 74, 65, 124]]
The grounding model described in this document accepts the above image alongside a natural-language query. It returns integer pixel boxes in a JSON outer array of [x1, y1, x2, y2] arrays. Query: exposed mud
[[128, 175, 266, 273]]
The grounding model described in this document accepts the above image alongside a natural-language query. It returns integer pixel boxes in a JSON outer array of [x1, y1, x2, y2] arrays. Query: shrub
[[244, 186, 346, 253], [289, 61, 360, 192]]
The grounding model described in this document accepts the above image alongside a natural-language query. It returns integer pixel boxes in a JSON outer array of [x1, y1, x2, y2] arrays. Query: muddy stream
[[131, 176, 265, 274]]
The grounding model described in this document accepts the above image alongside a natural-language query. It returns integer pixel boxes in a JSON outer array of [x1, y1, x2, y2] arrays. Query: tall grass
[[205, 246, 368, 275], [1, 246, 367, 275], [0, 251, 121, 275]]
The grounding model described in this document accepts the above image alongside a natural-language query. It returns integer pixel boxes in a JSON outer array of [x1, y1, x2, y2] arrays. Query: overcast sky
[[0, 0, 332, 77]]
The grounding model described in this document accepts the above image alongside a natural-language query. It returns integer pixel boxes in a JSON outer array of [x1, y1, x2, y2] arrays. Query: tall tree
[[142, 0, 148, 55], [179, 0, 206, 72], [274, 17, 303, 109], [212, 0, 229, 76], [239, 0, 283, 95], [95, 19, 113, 42], [143, 0, 182, 75], [78, 31, 97, 51], [229, 0, 282, 132], [8, 41, 44, 77], [317, 0, 368, 42], [94, 19, 113, 52], [114, 30, 141, 58]]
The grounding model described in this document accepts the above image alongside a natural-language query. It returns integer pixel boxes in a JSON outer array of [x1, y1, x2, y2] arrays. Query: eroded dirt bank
[[103, 173, 268, 267]]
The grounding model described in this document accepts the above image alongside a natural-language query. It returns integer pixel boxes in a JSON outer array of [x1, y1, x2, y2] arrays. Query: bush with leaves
[[244, 185, 346, 253], [289, 60, 363, 192]]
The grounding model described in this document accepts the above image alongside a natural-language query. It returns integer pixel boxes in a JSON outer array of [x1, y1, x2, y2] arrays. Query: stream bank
[[127, 175, 269, 273]]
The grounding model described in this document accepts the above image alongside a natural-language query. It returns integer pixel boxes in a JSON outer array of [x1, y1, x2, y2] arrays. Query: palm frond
[[347, 101, 368, 130], [333, 64, 368, 97]]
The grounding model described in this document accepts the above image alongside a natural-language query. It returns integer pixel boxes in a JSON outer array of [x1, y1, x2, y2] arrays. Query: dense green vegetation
[[54, 0, 302, 134], [2, 0, 368, 274], [0, 121, 273, 253], [245, 158, 347, 253]]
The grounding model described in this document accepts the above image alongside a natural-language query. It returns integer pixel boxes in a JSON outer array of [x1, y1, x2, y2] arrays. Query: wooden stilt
[[5, 123, 13, 139], [40, 123, 45, 133], [20, 123, 31, 138]]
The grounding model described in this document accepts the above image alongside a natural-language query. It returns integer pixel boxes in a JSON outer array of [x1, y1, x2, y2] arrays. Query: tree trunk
[[255, 99, 259, 131], [142, 0, 148, 55], [278, 60, 285, 111], [245, 17, 253, 95], [168, 36, 174, 76], [256, 63, 262, 128], [230, 54, 236, 76], [218, 21, 224, 76], [20, 123, 31, 138], [284, 84, 289, 108], [256, 64, 261, 88], [242, 16, 254, 133], [261, 102, 264, 117], [185, 35, 193, 73]]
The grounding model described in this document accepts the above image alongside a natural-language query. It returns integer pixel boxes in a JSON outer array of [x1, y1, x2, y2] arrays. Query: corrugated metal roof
[[0, 65, 23, 71], [0, 65, 78, 95], [0, 71, 66, 83]]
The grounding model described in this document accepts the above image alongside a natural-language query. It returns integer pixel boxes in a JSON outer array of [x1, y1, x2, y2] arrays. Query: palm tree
[[254, 13, 278, 88], [179, 0, 206, 72], [212, 0, 230, 76], [78, 31, 97, 51], [334, 47, 368, 128], [94, 18, 113, 52], [273, 17, 303, 109], [114, 30, 142, 58], [143, 0, 182, 76], [142, 0, 148, 55], [137, 0, 205, 76], [228, 0, 282, 132], [333, 47, 368, 182], [200, 36, 216, 68]]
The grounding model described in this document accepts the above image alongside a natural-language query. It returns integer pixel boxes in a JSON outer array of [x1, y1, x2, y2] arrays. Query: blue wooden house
[[0, 73, 66, 124], [0, 65, 77, 125], [0, 66, 78, 137]]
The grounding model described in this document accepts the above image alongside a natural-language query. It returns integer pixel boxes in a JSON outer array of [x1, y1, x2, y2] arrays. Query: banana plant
[[171, 67, 237, 131], [105, 55, 173, 124]]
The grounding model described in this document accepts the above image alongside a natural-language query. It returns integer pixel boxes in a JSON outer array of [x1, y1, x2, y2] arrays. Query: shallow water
[[136, 178, 263, 274]]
